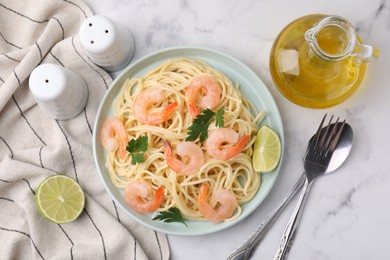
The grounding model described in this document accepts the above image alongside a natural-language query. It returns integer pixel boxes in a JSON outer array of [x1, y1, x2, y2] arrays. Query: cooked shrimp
[[100, 116, 128, 159], [185, 75, 221, 117], [206, 128, 250, 160], [163, 140, 205, 176], [133, 87, 178, 125], [124, 181, 164, 214], [198, 183, 238, 222]]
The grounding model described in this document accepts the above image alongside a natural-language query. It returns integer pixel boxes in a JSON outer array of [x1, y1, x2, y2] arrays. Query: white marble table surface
[[84, 0, 390, 259]]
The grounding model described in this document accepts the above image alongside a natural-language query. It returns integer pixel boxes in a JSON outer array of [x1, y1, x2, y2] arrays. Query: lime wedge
[[36, 175, 85, 224], [252, 125, 281, 172]]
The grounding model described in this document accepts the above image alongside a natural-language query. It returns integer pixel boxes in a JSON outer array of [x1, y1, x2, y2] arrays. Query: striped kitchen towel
[[0, 0, 169, 259]]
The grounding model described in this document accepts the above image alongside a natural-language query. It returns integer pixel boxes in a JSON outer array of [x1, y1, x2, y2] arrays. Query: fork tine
[[326, 120, 346, 155], [313, 114, 327, 151], [323, 117, 340, 153], [317, 115, 334, 153]]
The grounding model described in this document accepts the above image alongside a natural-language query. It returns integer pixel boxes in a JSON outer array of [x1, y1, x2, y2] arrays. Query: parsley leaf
[[126, 136, 148, 165], [130, 153, 144, 165], [215, 107, 225, 127], [186, 108, 225, 142], [186, 109, 215, 142], [153, 207, 187, 227]]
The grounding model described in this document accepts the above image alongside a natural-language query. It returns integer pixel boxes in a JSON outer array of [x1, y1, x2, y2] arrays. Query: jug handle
[[351, 44, 380, 64]]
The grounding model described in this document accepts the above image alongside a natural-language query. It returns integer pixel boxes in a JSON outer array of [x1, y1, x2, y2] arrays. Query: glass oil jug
[[270, 14, 379, 108]]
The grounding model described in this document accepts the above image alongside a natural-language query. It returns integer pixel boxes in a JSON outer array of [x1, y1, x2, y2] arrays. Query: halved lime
[[252, 125, 281, 172], [36, 175, 85, 224]]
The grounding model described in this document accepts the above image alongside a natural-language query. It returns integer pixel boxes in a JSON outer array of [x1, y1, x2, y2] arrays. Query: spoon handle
[[273, 177, 314, 260], [226, 173, 306, 260]]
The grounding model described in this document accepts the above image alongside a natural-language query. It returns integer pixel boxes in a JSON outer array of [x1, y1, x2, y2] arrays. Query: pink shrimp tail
[[189, 104, 200, 118], [118, 140, 127, 159], [163, 140, 172, 158], [163, 140, 181, 173], [222, 134, 250, 160], [185, 85, 200, 117], [235, 134, 250, 150], [162, 102, 178, 119], [198, 183, 209, 202], [154, 187, 164, 205]]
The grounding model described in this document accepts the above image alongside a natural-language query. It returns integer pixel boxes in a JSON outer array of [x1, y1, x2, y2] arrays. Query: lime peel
[[36, 175, 85, 224], [252, 125, 281, 172]]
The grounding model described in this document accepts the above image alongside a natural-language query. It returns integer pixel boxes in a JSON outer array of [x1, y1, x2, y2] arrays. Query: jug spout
[[305, 15, 379, 63]]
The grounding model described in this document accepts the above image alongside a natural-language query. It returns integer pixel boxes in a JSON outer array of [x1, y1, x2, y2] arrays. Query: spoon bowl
[[325, 122, 353, 173], [303, 122, 353, 174]]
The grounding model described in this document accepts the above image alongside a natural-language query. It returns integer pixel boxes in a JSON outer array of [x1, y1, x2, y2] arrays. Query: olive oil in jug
[[270, 14, 379, 108]]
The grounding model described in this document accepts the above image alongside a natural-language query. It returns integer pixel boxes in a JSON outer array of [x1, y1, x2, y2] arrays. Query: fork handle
[[226, 173, 306, 260], [273, 176, 314, 260]]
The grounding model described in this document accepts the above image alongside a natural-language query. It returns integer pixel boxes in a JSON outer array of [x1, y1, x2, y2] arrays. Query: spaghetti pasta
[[105, 58, 263, 221]]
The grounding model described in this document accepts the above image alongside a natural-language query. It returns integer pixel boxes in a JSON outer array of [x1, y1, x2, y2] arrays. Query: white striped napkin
[[0, 0, 169, 259]]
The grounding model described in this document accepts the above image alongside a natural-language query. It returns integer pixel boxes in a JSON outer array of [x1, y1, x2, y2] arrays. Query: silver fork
[[274, 114, 346, 260]]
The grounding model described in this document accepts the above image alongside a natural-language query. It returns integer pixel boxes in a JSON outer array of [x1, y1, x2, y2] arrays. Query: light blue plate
[[93, 46, 284, 236]]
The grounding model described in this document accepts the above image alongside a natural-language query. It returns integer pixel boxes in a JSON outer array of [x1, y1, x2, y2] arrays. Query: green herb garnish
[[126, 136, 148, 165], [153, 207, 187, 227], [215, 107, 225, 127], [186, 108, 225, 142]]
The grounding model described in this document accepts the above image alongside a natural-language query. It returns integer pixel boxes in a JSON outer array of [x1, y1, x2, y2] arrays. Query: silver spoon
[[227, 121, 353, 260]]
